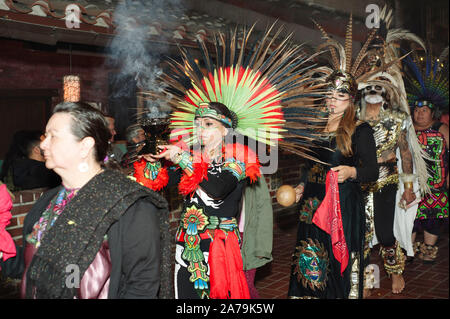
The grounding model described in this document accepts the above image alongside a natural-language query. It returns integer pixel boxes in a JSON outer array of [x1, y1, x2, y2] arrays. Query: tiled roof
[[0, 0, 243, 45], [0, 0, 114, 27]]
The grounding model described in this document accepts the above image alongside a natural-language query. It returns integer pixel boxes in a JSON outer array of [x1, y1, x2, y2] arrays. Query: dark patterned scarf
[[25, 169, 171, 299]]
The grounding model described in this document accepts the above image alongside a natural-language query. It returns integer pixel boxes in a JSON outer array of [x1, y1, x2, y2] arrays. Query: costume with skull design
[[356, 6, 431, 285]]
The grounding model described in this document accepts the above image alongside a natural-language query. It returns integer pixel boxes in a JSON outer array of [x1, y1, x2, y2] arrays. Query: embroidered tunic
[[415, 124, 448, 220]]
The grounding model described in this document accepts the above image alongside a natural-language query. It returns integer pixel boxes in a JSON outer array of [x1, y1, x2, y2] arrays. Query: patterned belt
[[362, 173, 399, 193], [176, 216, 239, 242]]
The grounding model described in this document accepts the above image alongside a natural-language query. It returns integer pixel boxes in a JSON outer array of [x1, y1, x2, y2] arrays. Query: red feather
[[178, 157, 209, 196], [133, 159, 169, 191]]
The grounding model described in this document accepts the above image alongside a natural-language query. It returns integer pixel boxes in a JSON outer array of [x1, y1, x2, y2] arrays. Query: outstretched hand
[[139, 145, 182, 163]]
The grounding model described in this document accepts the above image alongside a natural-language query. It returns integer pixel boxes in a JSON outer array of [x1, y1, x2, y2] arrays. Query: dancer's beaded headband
[[414, 100, 435, 109], [195, 102, 233, 128]]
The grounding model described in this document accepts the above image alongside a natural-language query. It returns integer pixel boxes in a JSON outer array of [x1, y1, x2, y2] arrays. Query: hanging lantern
[[63, 75, 80, 102]]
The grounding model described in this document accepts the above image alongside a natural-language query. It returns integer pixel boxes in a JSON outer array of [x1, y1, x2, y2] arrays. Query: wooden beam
[[0, 89, 59, 97]]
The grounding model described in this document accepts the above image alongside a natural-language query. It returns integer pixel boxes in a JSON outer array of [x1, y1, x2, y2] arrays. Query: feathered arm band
[[133, 159, 169, 191]]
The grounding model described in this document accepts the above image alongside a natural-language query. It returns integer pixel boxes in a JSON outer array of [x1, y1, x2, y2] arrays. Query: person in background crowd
[[120, 125, 146, 172], [403, 49, 449, 265], [0, 130, 60, 191], [411, 103, 448, 263], [1, 101, 170, 299], [105, 115, 124, 164]]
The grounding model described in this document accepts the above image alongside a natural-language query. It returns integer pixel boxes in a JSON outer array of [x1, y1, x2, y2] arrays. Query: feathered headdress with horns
[[358, 5, 427, 113], [161, 23, 328, 162]]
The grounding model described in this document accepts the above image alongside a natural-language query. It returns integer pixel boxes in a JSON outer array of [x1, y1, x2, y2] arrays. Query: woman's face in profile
[[194, 117, 227, 149], [40, 113, 81, 173]]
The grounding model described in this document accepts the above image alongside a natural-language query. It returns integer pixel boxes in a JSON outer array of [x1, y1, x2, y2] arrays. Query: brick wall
[[6, 188, 47, 246]]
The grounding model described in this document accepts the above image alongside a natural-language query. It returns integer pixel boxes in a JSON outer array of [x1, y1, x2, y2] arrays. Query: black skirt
[[288, 177, 366, 299]]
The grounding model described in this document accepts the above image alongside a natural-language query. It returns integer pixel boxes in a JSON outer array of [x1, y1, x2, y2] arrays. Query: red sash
[[209, 229, 250, 299]]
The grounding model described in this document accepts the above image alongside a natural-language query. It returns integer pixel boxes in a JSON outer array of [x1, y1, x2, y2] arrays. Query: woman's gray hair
[[52, 101, 111, 163]]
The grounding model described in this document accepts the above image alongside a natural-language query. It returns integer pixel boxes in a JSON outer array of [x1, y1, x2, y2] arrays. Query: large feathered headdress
[[313, 14, 390, 96], [313, 13, 407, 99], [403, 47, 449, 113], [358, 5, 427, 113], [160, 23, 328, 162]]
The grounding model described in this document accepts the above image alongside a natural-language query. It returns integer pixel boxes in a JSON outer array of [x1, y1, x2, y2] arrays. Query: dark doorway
[[0, 89, 57, 159]]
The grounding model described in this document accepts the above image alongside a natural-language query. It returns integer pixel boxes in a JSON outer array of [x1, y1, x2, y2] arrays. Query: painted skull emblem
[[293, 238, 328, 291]]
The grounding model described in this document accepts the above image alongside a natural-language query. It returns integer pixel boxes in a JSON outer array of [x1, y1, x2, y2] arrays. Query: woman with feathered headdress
[[288, 14, 379, 299], [133, 23, 327, 299]]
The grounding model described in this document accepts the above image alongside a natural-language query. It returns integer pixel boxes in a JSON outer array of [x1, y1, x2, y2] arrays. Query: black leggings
[[373, 183, 398, 247]]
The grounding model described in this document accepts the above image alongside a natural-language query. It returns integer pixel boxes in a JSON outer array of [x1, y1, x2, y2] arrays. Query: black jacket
[[12, 158, 60, 190]]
